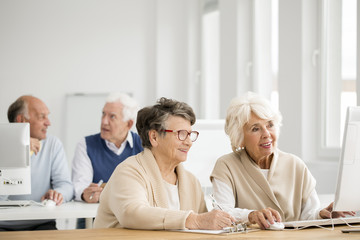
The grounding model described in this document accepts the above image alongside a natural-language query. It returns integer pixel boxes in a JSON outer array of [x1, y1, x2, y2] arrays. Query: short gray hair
[[106, 92, 139, 122], [136, 97, 196, 149], [225, 92, 282, 152]]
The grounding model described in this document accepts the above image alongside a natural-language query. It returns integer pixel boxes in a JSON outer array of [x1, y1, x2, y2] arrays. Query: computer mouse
[[267, 221, 285, 230], [41, 199, 56, 207]]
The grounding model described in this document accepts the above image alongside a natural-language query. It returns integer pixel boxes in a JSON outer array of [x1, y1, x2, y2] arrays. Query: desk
[[0, 226, 359, 240], [0, 201, 98, 228]]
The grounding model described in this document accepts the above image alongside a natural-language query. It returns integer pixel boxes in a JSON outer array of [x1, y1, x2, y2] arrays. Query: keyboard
[[284, 216, 360, 229], [0, 200, 32, 207]]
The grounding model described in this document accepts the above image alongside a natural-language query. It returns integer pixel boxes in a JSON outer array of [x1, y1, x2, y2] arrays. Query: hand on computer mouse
[[41, 199, 56, 207], [266, 221, 285, 230], [41, 189, 63, 205], [248, 207, 282, 230]]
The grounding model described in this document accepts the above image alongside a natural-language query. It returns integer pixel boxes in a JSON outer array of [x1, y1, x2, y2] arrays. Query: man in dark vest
[[71, 92, 143, 227]]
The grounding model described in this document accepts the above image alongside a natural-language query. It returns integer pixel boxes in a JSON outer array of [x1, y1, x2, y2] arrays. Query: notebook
[[171, 223, 258, 234]]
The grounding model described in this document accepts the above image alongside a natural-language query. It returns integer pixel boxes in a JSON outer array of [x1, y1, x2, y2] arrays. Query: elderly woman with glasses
[[94, 97, 235, 230], [210, 92, 354, 230]]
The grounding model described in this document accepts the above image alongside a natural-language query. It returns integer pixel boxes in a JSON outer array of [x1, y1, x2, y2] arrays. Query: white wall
[[0, 0, 340, 194], [0, 0, 154, 134], [0, 0, 200, 152]]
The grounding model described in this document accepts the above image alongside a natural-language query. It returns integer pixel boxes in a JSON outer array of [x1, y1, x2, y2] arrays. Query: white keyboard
[[284, 216, 360, 228], [0, 200, 32, 207]]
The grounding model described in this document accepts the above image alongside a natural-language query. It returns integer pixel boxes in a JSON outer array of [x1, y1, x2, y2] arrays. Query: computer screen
[[0, 123, 31, 195], [333, 106, 360, 211]]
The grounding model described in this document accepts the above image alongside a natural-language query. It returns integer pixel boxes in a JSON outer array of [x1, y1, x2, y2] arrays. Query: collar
[[105, 131, 134, 155]]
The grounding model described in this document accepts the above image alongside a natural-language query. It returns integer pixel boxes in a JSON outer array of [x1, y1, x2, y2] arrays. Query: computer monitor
[[333, 106, 360, 211], [0, 123, 31, 195]]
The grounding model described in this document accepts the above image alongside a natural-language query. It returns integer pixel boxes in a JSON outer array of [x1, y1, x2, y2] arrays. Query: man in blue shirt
[[72, 92, 143, 203], [0, 95, 73, 231]]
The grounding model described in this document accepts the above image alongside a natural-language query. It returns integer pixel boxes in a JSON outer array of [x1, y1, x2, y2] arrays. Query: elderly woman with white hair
[[210, 92, 353, 230]]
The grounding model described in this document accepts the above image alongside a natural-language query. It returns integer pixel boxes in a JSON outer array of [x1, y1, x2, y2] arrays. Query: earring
[[235, 146, 244, 151]]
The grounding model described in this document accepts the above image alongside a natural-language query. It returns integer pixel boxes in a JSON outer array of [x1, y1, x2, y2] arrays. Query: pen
[[89, 179, 103, 200], [209, 194, 237, 228], [209, 194, 223, 210]]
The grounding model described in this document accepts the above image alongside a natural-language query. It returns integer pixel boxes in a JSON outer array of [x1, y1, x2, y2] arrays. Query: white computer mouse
[[267, 221, 285, 230], [41, 199, 56, 207]]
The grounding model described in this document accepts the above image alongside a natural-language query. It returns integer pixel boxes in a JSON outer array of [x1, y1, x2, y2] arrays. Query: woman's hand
[[248, 207, 282, 230], [319, 202, 355, 219], [185, 209, 236, 230]]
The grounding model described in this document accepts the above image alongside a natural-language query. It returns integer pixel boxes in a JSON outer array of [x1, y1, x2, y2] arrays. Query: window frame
[[319, 0, 358, 158]]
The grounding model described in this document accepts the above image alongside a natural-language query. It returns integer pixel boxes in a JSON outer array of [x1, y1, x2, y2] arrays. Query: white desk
[[0, 201, 98, 228]]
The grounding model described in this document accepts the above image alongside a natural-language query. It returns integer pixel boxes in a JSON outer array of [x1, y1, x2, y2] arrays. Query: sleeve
[[108, 163, 191, 230], [211, 178, 253, 223], [300, 189, 322, 220], [71, 138, 94, 201], [50, 137, 74, 202]]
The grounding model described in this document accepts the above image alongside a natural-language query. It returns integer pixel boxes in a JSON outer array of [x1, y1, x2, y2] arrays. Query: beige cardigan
[[93, 148, 207, 230], [210, 149, 316, 222]]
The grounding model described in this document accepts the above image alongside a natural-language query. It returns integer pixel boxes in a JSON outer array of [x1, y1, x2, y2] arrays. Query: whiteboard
[[64, 93, 108, 167]]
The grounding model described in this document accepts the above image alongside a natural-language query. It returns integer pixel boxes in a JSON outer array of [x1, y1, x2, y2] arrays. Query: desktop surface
[[1, 226, 360, 240], [0, 201, 98, 221]]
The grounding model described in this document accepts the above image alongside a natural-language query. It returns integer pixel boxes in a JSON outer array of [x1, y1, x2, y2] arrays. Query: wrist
[[185, 212, 200, 229], [81, 192, 85, 201]]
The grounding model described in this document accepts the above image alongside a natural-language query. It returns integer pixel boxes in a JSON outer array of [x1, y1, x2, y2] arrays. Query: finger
[[53, 191, 60, 202], [256, 212, 269, 229], [93, 192, 101, 202], [345, 211, 356, 216], [89, 183, 103, 188], [217, 218, 230, 228], [88, 186, 102, 192], [57, 194, 63, 205], [263, 210, 275, 224], [47, 190, 54, 200], [271, 209, 282, 222], [334, 211, 346, 218], [32, 146, 38, 154]]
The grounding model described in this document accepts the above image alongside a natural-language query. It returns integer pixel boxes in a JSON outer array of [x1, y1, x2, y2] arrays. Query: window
[[271, 0, 279, 110], [320, 0, 357, 151], [201, 0, 279, 117], [202, 1, 219, 119]]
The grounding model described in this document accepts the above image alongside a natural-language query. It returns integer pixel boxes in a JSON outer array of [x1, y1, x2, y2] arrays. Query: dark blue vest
[[85, 132, 143, 183]]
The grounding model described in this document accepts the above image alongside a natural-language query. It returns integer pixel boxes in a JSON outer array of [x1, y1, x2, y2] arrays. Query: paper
[[172, 229, 240, 234], [171, 226, 258, 235]]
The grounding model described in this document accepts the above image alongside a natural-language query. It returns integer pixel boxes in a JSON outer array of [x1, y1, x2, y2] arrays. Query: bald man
[[0, 95, 73, 231]]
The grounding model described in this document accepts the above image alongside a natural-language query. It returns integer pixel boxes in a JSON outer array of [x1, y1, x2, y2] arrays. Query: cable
[[285, 210, 360, 231]]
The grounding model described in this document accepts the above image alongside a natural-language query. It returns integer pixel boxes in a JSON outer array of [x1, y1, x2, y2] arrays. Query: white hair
[[225, 91, 282, 152], [106, 92, 139, 122]]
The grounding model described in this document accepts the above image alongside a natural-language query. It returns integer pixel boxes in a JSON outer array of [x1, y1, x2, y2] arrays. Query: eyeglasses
[[162, 129, 199, 142]]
